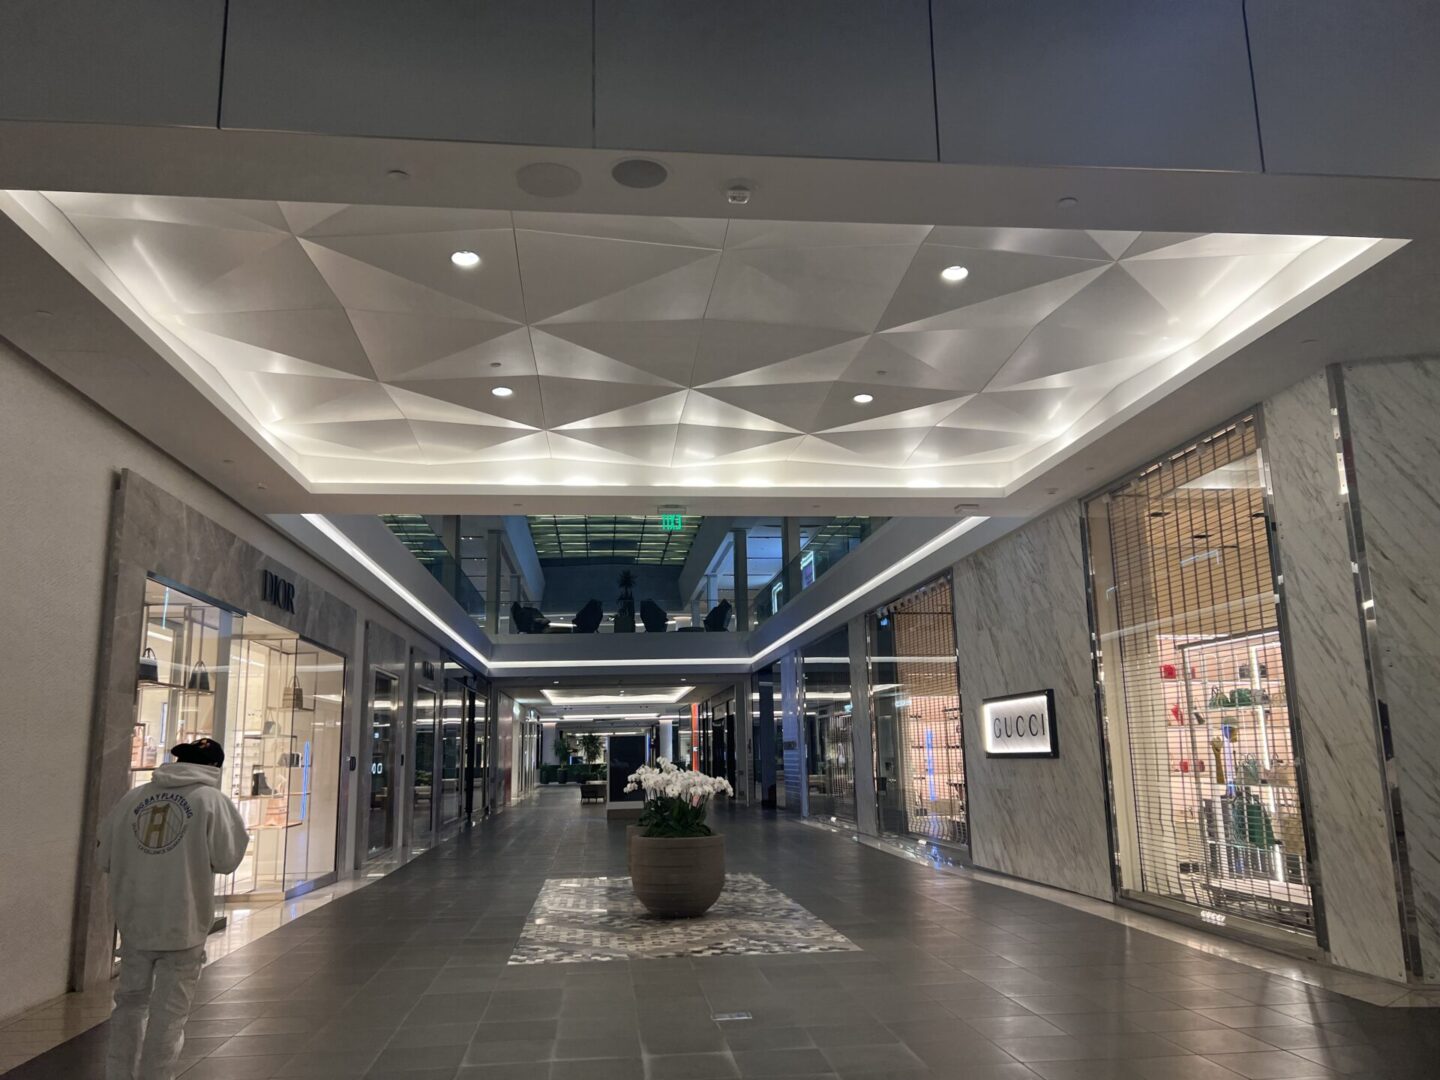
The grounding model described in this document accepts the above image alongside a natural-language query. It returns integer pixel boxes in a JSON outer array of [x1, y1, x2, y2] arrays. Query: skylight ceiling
[[2, 192, 1400, 497], [528, 515, 700, 565]]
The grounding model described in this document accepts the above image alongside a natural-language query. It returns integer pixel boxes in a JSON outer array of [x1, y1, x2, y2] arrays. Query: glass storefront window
[[867, 576, 967, 847], [802, 629, 856, 822], [439, 678, 464, 826], [1084, 415, 1316, 938], [367, 669, 398, 859], [131, 578, 344, 899], [411, 686, 437, 850]]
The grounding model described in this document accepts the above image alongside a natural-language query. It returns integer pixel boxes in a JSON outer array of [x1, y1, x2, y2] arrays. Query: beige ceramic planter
[[628, 832, 725, 918]]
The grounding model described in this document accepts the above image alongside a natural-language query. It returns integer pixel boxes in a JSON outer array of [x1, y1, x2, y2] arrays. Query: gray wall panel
[[1249, 2, 1440, 180], [0, 1, 224, 126], [221, 0, 592, 146], [596, 0, 937, 161], [933, 0, 1261, 171]]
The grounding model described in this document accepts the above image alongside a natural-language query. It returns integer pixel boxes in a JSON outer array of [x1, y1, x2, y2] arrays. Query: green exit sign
[[659, 514, 684, 532]]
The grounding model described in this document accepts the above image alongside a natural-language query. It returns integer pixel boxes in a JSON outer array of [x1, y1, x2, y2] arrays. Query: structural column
[[781, 517, 801, 611], [731, 527, 749, 631], [484, 529, 502, 633], [780, 652, 805, 815], [848, 615, 879, 837]]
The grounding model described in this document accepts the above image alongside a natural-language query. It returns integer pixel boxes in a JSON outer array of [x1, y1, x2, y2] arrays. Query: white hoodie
[[97, 763, 249, 951]]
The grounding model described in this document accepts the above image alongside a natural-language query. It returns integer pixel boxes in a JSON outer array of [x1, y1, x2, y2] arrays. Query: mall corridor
[[8, 789, 1438, 1080]]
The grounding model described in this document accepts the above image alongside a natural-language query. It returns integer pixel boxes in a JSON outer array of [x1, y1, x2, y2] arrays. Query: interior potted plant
[[624, 758, 734, 917], [613, 570, 637, 633], [553, 728, 573, 784]]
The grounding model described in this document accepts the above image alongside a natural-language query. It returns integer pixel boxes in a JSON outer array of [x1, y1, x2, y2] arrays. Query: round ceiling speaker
[[611, 158, 669, 189], [515, 162, 582, 198]]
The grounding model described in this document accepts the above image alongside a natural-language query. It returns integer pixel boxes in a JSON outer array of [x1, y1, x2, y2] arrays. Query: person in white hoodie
[[97, 737, 249, 1080]]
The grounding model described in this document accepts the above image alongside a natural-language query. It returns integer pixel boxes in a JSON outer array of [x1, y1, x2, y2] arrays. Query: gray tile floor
[[8, 789, 1438, 1079]]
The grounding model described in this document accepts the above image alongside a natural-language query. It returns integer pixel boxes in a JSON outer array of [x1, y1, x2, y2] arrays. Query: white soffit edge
[[1, 191, 1402, 496]]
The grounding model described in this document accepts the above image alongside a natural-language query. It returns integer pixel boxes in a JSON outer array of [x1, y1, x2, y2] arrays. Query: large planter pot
[[629, 832, 725, 918]]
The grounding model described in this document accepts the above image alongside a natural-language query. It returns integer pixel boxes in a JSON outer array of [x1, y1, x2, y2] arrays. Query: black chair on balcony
[[639, 599, 669, 634], [511, 601, 551, 634], [573, 598, 603, 634], [703, 598, 733, 632]]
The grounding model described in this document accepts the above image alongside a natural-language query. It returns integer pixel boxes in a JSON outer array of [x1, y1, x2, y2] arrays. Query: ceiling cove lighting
[[544, 687, 691, 706], [852, 393, 874, 404], [940, 265, 969, 282], [450, 250, 481, 268], [303, 514, 987, 675]]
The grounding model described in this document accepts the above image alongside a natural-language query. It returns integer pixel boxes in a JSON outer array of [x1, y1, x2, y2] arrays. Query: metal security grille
[[1087, 417, 1315, 936], [869, 576, 967, 847]]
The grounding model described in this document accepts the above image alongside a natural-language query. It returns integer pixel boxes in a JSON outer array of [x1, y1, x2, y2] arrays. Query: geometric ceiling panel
[[10, 190, 1394, 495]]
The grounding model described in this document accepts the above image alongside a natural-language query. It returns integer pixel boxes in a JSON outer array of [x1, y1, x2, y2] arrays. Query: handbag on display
[[262, 720, 278, 735], [185, 661, 211, 693], [251, 771, 273, 797], [1238, 663, 1269, 681], [1208, 686, 1232, 709], [1160, 663, 1178, 680], [284, 675, 305, 710], [138, 648, 160, 683], [279, 752, 302, 768], [1232, 688, 1255, 707]]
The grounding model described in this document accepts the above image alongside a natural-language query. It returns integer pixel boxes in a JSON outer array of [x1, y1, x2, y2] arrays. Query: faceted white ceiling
[[17, 193, 1391, 494]]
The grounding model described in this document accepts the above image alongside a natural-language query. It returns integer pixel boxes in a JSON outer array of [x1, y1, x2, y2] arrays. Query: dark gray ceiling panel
[[1248, 1, 1440, 180], [0, 1, 224, 126], [932, 0, 1261, 171], [221, 0, 592, 146], [595, 0, 937, 161]]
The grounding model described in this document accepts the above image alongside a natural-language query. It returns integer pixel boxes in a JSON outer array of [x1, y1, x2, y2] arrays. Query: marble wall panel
[[1264, 373, 1406, 981], [1342, 356, 1440, 982], [951, 507, 1113, 900]]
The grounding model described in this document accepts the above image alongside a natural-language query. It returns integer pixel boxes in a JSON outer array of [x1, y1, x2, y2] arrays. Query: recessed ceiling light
[[940, 265, 969, 283], [852, 393, 874, 404], [450, 250, 481, 269], [491, 386, 514, 398]]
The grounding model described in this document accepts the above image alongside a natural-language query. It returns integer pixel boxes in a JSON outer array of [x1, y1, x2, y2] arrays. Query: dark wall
[[541, 563, 683, 618]]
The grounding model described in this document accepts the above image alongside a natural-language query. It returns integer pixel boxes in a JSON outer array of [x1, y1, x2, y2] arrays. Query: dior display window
[[131, 578, 345, 900], [866, 575, 967, 848], [1084, 415, 1318, 942]]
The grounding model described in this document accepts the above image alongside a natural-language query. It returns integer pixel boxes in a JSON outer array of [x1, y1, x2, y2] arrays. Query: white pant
[[107, 944, 206, 1080]]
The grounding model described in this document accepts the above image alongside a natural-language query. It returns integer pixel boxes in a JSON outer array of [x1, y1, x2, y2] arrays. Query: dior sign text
[[981, 690, 1058, 758], [261, 569, 296, 613]]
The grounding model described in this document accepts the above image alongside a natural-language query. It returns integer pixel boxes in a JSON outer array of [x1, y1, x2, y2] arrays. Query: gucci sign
[[981, 690, 1058, 758]]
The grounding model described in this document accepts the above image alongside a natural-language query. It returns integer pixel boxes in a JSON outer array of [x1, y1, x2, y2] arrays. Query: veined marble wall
[[1343, 356, 1440, 982], [952, 507, 1113, 901], [1264, 374, 1406, 981]]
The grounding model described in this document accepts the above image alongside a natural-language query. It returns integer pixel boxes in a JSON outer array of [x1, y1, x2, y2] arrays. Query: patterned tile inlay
[[509, 874, 860, 964]]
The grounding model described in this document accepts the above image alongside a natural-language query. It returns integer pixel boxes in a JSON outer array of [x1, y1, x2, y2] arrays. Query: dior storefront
[[75, 471, 368, 989]]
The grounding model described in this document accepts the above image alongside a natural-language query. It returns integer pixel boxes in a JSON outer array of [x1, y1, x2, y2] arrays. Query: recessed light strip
[[302, 514, 987, 675]]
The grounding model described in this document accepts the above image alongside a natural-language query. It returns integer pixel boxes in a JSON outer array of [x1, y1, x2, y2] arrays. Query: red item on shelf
[[1170, 704, 1182, 723], [1161, 663, 1178, 680]]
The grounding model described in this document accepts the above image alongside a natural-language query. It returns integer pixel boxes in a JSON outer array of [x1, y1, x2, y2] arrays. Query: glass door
[[366, 669, 399, 859], [438, 678, 464, 828], [411, 687, 438, 851]]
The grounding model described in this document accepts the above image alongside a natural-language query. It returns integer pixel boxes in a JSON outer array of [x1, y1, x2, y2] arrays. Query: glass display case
[[130, 578, 344, 901]]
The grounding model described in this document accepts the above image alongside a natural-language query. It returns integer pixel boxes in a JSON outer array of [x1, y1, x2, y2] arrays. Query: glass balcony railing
[[380, 515, 488, 629], [752, 517, 882, 626]]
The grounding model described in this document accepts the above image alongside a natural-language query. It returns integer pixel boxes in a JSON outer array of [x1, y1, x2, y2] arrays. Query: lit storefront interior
[[1085, 416, 1316, 940], [802, 630, 857, 823], [132, 578, 343, 900], [867, 576, 968, 849]]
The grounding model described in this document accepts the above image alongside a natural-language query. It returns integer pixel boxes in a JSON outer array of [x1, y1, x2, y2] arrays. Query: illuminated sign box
[[660, 514, 684, 531], [981, 690, 1058, 758]]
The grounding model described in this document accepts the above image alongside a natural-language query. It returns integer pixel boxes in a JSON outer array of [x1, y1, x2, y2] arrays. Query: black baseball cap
[[171, 737, 225, 768]]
